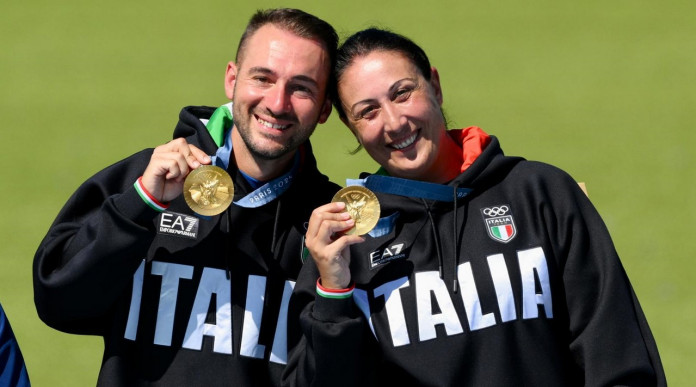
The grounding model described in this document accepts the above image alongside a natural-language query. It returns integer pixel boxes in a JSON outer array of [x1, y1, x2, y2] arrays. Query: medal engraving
[[332, 186, 380, 235], [184, 165, 234, 216]]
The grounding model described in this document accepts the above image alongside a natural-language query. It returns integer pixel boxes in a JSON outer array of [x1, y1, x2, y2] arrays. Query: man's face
[[225, 24, 332, 161]]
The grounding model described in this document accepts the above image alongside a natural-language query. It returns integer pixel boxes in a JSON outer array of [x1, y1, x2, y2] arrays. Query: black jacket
[[286, 129, 665, 387], [33, 106, 340, 386]]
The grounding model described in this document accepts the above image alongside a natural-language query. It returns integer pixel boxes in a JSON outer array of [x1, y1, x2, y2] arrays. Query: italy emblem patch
[[481, 205, 517, 243]]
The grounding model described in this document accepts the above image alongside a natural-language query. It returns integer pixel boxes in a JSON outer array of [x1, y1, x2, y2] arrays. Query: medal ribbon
[[346, 175, 472, 202], [233, 153, 299, 208], [345, 176, 470, 237], [204, 103, 299, 209], [368, 211, 399, 238], [207, 103, 234, 168]]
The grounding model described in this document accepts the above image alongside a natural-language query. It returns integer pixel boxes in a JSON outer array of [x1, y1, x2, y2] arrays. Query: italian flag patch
[[481, 205, 517, 243]]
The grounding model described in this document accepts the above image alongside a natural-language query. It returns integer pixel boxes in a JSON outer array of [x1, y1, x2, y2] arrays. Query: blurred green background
[[1, 0, 693, 385]]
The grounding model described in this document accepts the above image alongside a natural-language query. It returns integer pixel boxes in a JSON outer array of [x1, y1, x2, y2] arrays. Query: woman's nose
[[382, 103, 407, 133]]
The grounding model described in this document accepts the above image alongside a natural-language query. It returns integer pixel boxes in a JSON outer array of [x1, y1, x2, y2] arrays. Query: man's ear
[[430, 66, 443, 105], [224, 61, 238, 100], [318, 98, 332, 124]]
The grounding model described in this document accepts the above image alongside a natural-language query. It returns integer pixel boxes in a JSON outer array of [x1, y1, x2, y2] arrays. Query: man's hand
[[141, 138, 211, 203], [305, 202, 365, 289]]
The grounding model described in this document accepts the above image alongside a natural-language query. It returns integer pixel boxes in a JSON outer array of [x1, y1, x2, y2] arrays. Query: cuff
[[316, 278, 354, 299], [134, 176, 170, 212]]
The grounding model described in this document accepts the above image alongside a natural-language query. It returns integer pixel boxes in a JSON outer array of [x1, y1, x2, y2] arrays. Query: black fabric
[[33, 106, 340, 386], [285, 134, 666, 386]]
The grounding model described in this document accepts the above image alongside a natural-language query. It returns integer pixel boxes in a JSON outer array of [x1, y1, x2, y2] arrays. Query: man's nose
[[265, 84, 291, 115]]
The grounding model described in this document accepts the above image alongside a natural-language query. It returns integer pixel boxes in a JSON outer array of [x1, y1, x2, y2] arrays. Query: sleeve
[[282, 259, 378, 387], [542, 168, 666, 386], [33, 150, 159, 335], [0, 303, 30, 387]]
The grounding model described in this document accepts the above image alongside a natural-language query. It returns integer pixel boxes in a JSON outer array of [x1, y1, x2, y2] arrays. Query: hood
[[448, 127, 525, 191], [172, 106, 220, 155], [362, 127, 525, 292]]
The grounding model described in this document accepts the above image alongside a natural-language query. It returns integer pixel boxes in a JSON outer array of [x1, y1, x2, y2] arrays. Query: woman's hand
[[305, 202, 365, 289]]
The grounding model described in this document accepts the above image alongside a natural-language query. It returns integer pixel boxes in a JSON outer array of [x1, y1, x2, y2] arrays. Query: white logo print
[[482, 206, 509, 217], [369, 243, 407, 268], [159, 211, 200, 239]]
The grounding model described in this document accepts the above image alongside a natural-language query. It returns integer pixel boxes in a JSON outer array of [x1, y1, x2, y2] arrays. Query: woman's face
[[338, 50, 448, 181]]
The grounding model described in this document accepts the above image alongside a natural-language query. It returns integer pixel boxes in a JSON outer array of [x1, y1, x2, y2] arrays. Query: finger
[[307, 213, 353, 244], [152, 140, 193, 176], [305, 212, 349, 243], [160, 139, 209, 171], [306, 202, 350, 238], [321, 218, 355, 241], [306, 218, 357, 259], [153, 138, 188, 154], [187, 144, 211, 167], [312, 201, 348, 216], [150, 151, 190, 181], [331, 234, 365, 251]]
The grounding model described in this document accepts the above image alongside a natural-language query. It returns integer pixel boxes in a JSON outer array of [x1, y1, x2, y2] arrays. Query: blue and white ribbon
[[205, 103, 299, 209]]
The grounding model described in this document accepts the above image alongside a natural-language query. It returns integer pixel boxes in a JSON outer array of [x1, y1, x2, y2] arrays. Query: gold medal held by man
[[331, 186, 380, 235], [184, 165, 234, 216]]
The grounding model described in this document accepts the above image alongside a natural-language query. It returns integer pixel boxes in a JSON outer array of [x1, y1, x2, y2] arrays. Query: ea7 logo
[[369, 243, 406, 268], [158, 211, 199, 239], [481, 205, 517, 243]]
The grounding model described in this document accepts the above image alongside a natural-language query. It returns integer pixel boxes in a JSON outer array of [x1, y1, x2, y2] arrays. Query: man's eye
[[291, 85, 313, 96], [253, 76, 271, 84]]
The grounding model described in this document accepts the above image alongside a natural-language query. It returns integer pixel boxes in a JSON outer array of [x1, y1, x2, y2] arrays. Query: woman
[[284, 28, 665, 386]]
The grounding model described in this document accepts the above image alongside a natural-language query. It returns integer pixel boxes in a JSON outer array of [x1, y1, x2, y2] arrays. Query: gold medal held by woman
[[184, 165, 234, 216], [331, 186, 380, 235]]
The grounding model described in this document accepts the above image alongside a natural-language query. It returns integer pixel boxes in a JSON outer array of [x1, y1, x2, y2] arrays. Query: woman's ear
[[430, 66, 443, 105]]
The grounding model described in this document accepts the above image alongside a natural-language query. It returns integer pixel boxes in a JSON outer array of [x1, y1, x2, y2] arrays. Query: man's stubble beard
[[232, 101, 320, 161]]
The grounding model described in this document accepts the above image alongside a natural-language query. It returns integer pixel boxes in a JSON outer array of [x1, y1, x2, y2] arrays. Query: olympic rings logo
[[483, 206, 509, 217]]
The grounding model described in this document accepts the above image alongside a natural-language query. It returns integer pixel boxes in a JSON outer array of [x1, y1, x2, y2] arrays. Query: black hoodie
[[33, 106, 340, 386], [285, 128, 665, 387]]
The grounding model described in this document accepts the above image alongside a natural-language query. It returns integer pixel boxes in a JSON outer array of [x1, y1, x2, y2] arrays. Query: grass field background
[[1, 0, 694, 385]]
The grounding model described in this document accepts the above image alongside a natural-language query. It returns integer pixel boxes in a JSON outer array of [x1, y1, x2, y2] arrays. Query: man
[[33, 8, 339, 386]]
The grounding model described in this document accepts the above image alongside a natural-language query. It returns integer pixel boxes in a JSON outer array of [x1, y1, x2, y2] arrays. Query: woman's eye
[[394, 88, 413, 101], [359, 106, 378, 119]]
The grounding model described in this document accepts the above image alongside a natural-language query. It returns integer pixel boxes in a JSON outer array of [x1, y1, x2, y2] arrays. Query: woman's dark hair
[[332, 28, 432, 120]]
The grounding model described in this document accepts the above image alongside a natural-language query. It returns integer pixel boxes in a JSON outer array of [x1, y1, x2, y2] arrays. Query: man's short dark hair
[[235, 9, 338, 99]]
